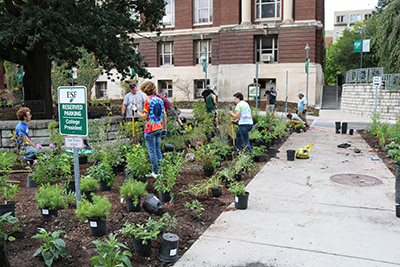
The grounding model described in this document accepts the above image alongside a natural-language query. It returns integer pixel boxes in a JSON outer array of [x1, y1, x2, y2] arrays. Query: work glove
[[161, 130, 167, 137], [302, 110, 306, 114], [129, 103, 138, 112]]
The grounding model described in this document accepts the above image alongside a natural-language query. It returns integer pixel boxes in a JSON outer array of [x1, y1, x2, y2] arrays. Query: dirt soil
[[5, 138, 287, 267]]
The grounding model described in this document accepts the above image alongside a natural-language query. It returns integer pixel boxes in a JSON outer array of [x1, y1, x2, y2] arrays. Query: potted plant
[[228, 181, 249, 210], [121, 220, 160, 257], [195, 144, 219, 177], [75, 195, 112, 236], [125, 146, 152, 182], [120, 179, 147, 212], [234, 152, 256, 178], [90, 233, 132, 267], [80, 175, 98, 202], [154, 152, 186, 202], [295, 123, 305, 133], [209, 175, 223, 197], [0, 153, 19, 217], [35, 183, 64, 219], [87, 156, 115, 191], [252, 145, 266, 162]]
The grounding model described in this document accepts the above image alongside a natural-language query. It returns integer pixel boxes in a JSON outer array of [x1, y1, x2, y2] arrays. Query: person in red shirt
[[156, 93, 185, 131]]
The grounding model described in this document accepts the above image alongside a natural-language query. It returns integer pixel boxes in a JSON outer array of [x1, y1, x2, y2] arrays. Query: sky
[[325, 0, 379, 30]]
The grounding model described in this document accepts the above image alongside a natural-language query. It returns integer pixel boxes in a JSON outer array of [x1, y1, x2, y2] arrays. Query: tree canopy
[[0, 0, 166, 118]]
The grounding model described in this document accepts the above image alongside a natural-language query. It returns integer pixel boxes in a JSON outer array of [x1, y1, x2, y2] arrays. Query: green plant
[[0, 153, 19, 203], [195, 144, 218, 171], [234, 152, 257, 174], [252, 145, 266, 157], [90, 233, 132, 267], [47, 121, 64, 148], [181, 174, 222, 197], [87, 156, 115, 187], [32, 228, 67, 267], [125, 145, 152, 179], [228, 181, 246, 196], [154, 152, 186, 201], [295, 123, 304, 129], [184, 200, 204, 218], [121, 221, 160, 245], [0, 212, 21, 241], [249, 130, 263, 141], [75, 195, 112, 221], [158, 213, 178, 233], [119, 179, 147, 206], [80, 175, 98, 192], [35, 183, 64, 210]]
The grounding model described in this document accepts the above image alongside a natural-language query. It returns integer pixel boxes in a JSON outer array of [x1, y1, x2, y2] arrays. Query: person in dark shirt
[[156, 93, 185, 130]]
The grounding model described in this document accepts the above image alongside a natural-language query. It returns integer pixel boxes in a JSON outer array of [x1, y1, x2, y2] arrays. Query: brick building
[[98, 0, 325, 106]]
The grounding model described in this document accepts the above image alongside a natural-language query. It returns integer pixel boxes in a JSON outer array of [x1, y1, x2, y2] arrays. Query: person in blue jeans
[[229, 92, 253, 155], [15, 107, 38, 162], [134, 81, 167, 177]]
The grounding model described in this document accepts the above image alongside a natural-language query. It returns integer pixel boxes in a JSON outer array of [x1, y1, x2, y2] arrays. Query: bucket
[[268, 147, 277, 157], [287, 150, 296, 161], [235, 192, 250, 210], [341, 122, 348, 134], [143, 194, 164, 215], [157, 233, 179, 263]]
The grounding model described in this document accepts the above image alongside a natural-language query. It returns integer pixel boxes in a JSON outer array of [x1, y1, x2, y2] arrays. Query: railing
[[384, 74, 400, 90], [345, 67, 400, 90]]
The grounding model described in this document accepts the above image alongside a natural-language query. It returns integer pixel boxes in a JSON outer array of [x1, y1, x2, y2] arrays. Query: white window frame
[[255, 0, 281, 20], [336, 15, 347, 23], [255, 36, 278, 63], [195, 40, 212, 65], [194, 79, 210, 98], [193, 0, 213, 25], [159, 42, 174, 66], [162, 0, 175, 27], [159, 80, 173, 98], [95, 82, 107, 98]]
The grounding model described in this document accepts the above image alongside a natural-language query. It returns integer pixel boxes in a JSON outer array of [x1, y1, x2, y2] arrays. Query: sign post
[[58, 86, 88, 207], [373, 76, 382, 115]]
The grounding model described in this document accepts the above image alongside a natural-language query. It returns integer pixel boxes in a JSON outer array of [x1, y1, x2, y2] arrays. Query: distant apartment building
[[333, 9, 373, 43], [96, 0, 325, 106]]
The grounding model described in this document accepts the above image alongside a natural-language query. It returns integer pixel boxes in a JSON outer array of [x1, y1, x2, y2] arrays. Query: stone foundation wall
[[0, 116, 124, 152], [341, 83, 400, 121]]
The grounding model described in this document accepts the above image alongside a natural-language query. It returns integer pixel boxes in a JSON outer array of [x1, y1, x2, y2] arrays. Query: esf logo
[[67, 91, 77, 102]]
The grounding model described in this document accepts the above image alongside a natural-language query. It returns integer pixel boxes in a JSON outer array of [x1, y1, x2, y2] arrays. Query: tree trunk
[[23, 47, 53, 119], [0, 238, 10, 267]]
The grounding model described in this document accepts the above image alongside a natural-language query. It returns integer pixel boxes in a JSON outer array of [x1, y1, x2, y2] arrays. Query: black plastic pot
[[296, 128, 301, 133], [235, 192, 250, 210], [164, 144, 174, 152], [0, 201, 16, 217], [335, 121, 341, 134], [126, 196, 141, 212], [159, 190, 171, 203], [268, 147, 277, 157], [27, 174, 38, 188], [341, 122, 348, 134], [82, 190, 97, 203], [395, 177, 400, 204], [133, 238, 152, 257], [234, 172, 242, 181], [287, 150, 296, 161], [253, 155, 261, 162], [203, 168, 214, 177], [157, 233, 179, 263], [211, 187, 222, 197], [79, 155, 88, 164], [143, 194, 164, 215], [41, 207, 58, 220], [349, 129, 354, 135], [88, 217, 107, 236], [62, 179, 75, 193], [396, 205, 400, 218], [117, 164, 125, 172], [99, 180, 112, 191]]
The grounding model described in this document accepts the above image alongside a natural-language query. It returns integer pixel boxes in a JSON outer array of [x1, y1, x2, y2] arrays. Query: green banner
[[354, 40, 361, 53], [17, 72, 23, 82]]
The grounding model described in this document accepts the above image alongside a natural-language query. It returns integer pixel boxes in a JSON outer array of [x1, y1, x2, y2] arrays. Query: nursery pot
[[88, 217, 107, 236], [0, 201, 16, 217], [82, 190, 97, 203], [133, 238, 152, 257], [296, 128, 301, 133], [143, 194, 165, 215], [126, 196, 141, 212], [341, 122, 348, 134], [62, 179, 75, 193], [164, 144, 174, 152], [335, 121, 341, 134], [99, 180, 112, 191], [349, 129, 354, 135], [203, 168, 214, 177], [268, 147, 277, 157], [287, 150, 296, 161], [41, 207, 58, 220], [79, 155, 88, 164], [395, 177, 400, 204], [235, 192, 250, 210], [234, 172, 242, 181], [396, 205, 400, 218], [117, 164, 125, 172], [159, 190, 172, 203], [211, 187, 222, 197], [26, 174, 38, 188], [157, 233, 179, 263]]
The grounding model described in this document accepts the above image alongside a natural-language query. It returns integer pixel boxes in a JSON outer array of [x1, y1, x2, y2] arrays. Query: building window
[[255, 0, 281, 19], [364, 14, 372, 20], [158, 80, 173, 98], [255, 36, 278, 63], [159, 42, 174, 66], [336, 15, 347, 23], [194, 79, 210, 98], [95, 82, 107, 98], [195, 40, 212, 65], [194, 0, 213, 24], [162, 0, 175, 27]]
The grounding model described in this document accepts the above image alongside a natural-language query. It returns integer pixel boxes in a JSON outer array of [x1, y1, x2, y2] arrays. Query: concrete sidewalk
[[174, 128, 400, 266]]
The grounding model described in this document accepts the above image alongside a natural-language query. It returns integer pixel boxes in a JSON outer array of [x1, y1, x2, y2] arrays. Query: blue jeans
[[144, 130, 162, 174], [19, 146, 37, 162], [236, 124, 253, 155]]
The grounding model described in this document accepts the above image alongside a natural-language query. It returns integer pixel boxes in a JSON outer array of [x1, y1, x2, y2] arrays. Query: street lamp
[[305, 43, 310, 103], [355, 28, 364, 69], [202, 47, 208, 89]]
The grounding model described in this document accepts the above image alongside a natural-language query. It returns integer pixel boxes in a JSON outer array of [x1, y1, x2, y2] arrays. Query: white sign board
[[65, 136, 84, 149], [363, 39, 370, 52], [373, 76, 382, 86]]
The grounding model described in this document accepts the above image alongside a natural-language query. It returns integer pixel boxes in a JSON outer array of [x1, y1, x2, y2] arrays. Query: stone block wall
[[0, 116, 124, 152], [341, 83, 400, 121]]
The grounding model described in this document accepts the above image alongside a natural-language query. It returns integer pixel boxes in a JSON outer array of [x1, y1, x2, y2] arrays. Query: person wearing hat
[[263, 86, 277, 114], [121, 83, 146, 121], [297, 93, 309, 128]]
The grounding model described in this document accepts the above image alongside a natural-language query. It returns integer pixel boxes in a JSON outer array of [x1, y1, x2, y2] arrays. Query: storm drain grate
[[330, 174, 383, 187]]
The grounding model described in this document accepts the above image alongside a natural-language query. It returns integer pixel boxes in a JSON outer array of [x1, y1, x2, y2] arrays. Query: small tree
[[174, 78, 193, 101]]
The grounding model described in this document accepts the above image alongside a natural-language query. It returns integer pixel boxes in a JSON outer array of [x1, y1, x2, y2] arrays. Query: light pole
[[355, 28, 364, 69], [202, 47, 207, 89], [305, 43, 310, 103]]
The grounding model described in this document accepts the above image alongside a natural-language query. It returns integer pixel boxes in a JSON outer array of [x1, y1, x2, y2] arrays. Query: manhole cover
[[330, 174, 383, 187]]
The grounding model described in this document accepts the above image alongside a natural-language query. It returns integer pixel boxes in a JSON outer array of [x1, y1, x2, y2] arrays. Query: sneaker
[[151, 172, 158, 178]]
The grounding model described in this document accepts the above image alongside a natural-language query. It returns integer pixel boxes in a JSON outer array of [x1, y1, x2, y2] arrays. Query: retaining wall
[[0, 116, 124, 152], [341, 83, 400, 121]]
